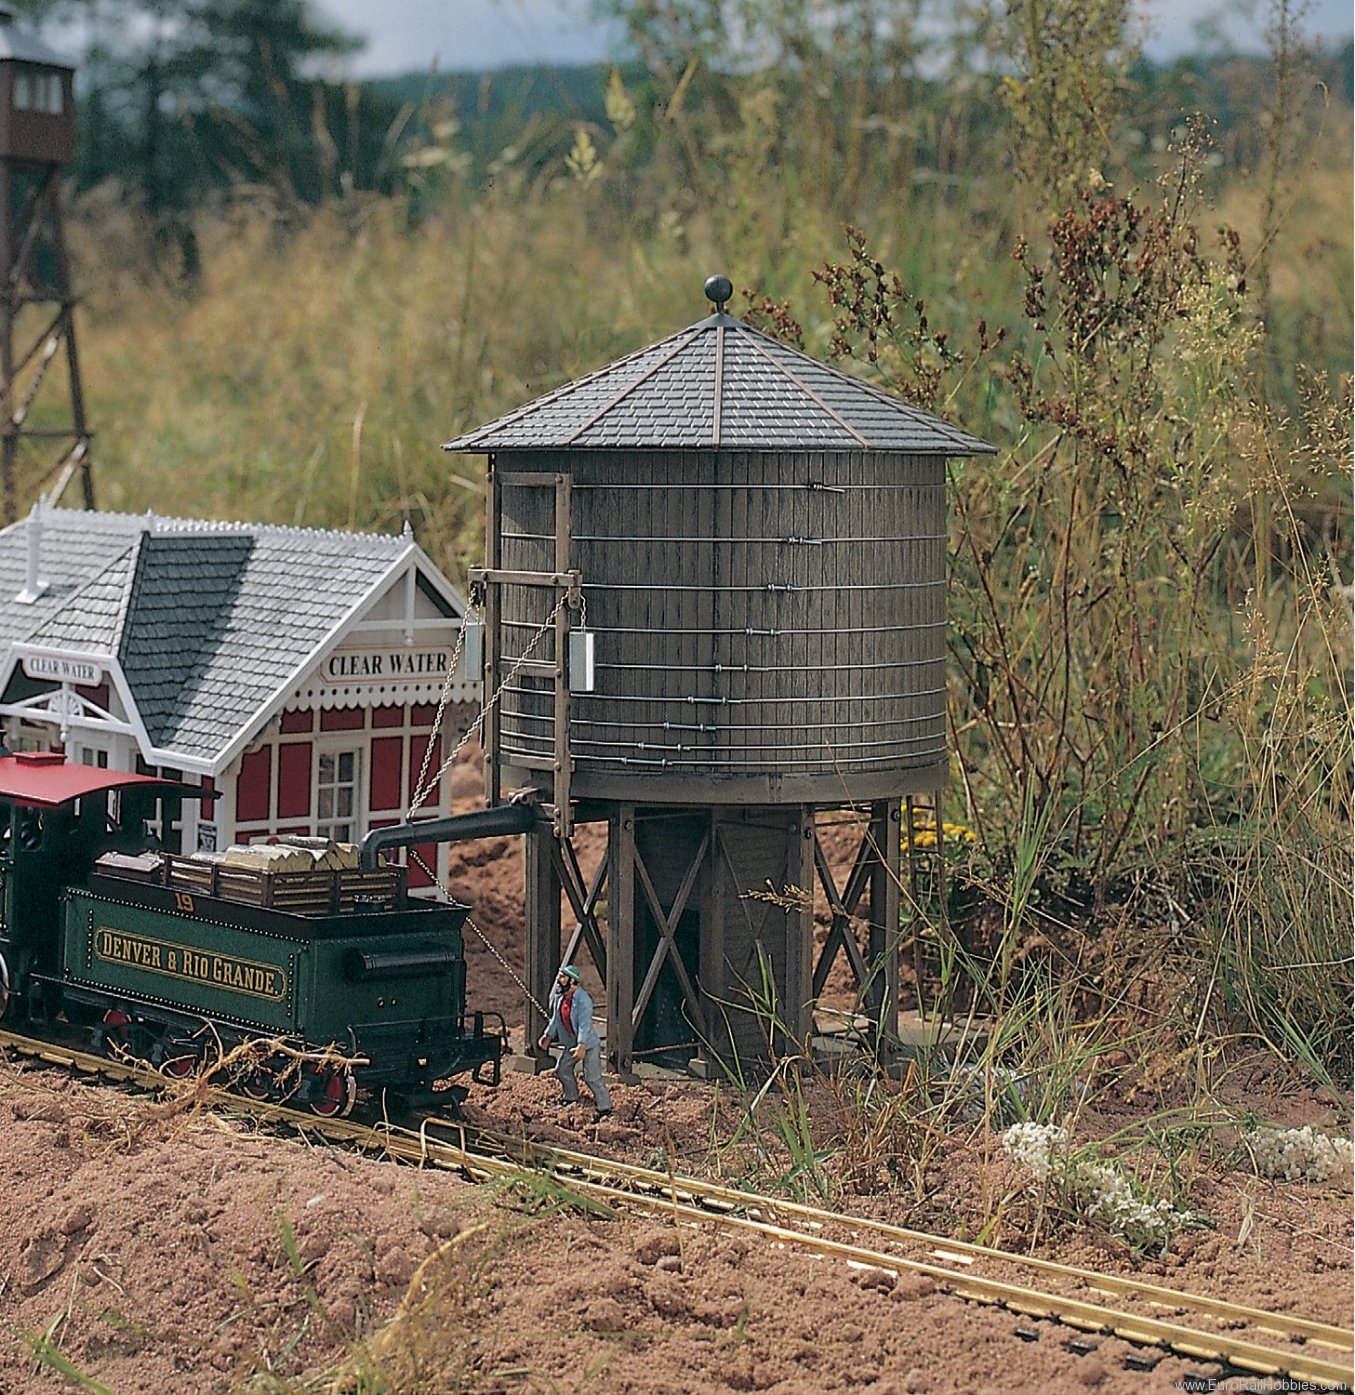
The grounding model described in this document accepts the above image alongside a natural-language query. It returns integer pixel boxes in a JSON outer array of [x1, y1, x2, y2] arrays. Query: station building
[[0, 507, 477, 889]]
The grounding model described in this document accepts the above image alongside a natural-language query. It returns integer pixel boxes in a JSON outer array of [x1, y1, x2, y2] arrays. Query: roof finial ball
[[704, 274, 733, 313]]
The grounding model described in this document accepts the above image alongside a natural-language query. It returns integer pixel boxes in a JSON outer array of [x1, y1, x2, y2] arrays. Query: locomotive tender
[[0, 750, 510, 1115]]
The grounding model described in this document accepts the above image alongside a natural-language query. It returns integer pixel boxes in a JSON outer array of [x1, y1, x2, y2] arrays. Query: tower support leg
[[524, 824, 561, 1065], [607, 804, 637, 1078], [867, 799, 902, 1043]]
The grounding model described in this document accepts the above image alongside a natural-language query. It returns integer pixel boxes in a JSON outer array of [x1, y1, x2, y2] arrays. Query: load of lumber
[[94, 839, 401, 913], [220, 839, 358, 872]]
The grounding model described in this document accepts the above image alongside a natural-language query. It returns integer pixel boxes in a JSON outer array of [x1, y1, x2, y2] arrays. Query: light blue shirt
[[543, 983, 601, 1052]]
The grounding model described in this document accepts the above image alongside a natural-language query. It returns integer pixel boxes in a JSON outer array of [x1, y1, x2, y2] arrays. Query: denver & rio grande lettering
[[94, 928, 287, 1000]]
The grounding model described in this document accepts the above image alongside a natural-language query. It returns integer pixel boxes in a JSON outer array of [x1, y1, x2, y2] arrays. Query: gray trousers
[[554, 1040, 612, 1111]]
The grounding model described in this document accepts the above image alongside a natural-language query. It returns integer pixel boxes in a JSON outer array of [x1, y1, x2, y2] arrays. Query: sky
[[310, 0, 1353, 76]]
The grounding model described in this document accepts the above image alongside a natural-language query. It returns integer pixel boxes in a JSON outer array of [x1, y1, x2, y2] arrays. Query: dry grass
[[28, 37, 1351, 1087]]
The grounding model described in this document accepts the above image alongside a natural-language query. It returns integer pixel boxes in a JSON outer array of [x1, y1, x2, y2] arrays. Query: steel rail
[[453, 1125, 1353, 1353], [560, 1188, 1353, 1386], [414, 1123, 1353, 1387], [381, 1119, 1353, 1389], [1, 1029, 1349, 1389]]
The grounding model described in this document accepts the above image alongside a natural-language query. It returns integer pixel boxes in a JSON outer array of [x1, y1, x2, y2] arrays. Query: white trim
[[1, 644, 120, 693], [137, 746, 215, 777], [205, 543, 467, 779], [21, 653, 103, 685], [313, 738, 365, 843], [0, 690, 140, 739], [0, 536, 475, 783], [286, 680, 474, 712], [409, 546, 469, 618], [346, 616, 458, 635], [0, 651, 159, 762]]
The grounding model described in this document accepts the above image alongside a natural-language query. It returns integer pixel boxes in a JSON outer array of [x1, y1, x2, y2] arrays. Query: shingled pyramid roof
[[444, 307, 996, 456]]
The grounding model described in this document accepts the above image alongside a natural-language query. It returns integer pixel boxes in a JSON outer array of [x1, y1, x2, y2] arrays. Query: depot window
[[316, 747, 362, 844], [13, 69, 63, 116]]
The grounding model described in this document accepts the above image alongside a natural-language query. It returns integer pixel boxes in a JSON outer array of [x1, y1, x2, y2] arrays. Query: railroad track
[[2, 1027, 1351, 1390]]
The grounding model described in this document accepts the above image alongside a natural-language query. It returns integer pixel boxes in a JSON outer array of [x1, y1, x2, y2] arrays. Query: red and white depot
[[0, 510, 478, 891], [230, 668, 467, 890]]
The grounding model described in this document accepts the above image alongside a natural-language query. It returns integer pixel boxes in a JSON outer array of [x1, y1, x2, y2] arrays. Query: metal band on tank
[[503, 531, 946, 544], [501, 686, 947, 706], [503, 727, 945, 749], [567, 481, 943, 491], [500, 619, 944, 637], [586, 579, 944, 592], [497, 744, 948, 766], [566, 734, 946, 754], [500, 737, 946, 760], [499, 751, 949, 771], [566, 713, 944, 731], [588, 655, 943, 674]]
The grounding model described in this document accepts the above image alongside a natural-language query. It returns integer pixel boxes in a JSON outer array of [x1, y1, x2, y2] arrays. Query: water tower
[[446, 277, 995, 1075], [0, 8, 91, 524]]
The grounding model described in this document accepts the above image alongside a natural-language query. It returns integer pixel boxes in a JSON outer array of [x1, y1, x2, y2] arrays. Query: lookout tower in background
[[0, 7, 91, 525]]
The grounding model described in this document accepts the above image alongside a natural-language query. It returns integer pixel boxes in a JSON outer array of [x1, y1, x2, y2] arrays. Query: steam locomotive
[[0, 750, 530, 1116]]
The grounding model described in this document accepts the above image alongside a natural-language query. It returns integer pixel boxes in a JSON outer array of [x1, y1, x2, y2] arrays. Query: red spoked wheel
[[238, 1062, 274, 1100], [233, 1045, 276, 1100], [99, 1009, 132, 1058], [160, 1048, 199, 1080], [307, 1065, 356, 1118]]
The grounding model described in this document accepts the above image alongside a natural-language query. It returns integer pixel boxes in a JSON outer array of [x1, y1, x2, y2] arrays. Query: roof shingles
[[1, 511, 411, 766], [445, 312, 996, 455]]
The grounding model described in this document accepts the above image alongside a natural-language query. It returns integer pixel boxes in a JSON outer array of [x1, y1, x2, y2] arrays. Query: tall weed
[[811, 141, 1350, 1065], [38, 12, 1352, 1073]]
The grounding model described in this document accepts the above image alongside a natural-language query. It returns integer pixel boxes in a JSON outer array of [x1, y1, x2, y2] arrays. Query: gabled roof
[[113, 532, 257, 758], [0, 14, 75, 69], [0, 509, 465, 770], [444, 309, 996, 455]]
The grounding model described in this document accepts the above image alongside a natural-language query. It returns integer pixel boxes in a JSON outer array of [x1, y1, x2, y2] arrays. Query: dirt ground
[[0, 751, 1350, 1394]]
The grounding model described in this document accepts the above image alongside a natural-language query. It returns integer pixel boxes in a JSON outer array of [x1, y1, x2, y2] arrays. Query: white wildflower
[[1000, 1121, 1067, 1180], [1247, 1127, 1354, 1185], [1000, 1123, 1193, 1253]]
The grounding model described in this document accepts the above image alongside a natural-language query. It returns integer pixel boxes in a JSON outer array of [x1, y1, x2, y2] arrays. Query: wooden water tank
[[491, 448, 948, 803], [448, 281, 995, 816], [448, 280, 996, 1072]]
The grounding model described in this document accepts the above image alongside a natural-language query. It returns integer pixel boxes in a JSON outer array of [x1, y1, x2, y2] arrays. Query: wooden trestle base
[[523, 797, 950, 1081]]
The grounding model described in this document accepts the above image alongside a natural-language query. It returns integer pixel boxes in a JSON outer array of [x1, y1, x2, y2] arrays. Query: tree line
[[12, 0, 1351, 220]]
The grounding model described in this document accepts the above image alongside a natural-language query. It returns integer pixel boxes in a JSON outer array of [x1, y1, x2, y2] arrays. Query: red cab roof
[[0, 752, 216, 809]]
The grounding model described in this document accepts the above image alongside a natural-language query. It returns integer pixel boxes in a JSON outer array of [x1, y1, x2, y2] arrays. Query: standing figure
[[538, 965, 613, 1120]]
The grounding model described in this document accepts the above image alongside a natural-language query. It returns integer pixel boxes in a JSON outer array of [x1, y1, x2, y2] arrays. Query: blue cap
[[559, 965, 581, 982]]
